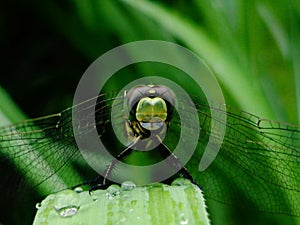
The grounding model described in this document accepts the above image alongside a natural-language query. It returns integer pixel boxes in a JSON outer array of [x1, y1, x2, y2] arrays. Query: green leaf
[[0, 86, 26, 126], [33, 181, 210, 225]]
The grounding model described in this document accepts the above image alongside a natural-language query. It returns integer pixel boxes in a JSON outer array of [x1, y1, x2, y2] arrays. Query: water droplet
[[53, 190, 81, 217], [121, 181, 136, 191], [180, 218, 189, 225], [35, 202, 42, 210], [129, 208, 134, 213], [73, 186, 83, 193], [119, 217, 127, 223], [106, 184, 120, 199], [89, 188, 105, 201], [180, 213, 189, 224], [171, 178, 191, 186]]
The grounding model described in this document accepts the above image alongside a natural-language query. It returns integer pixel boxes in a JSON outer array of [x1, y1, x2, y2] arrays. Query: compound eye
[[135, 97, 167, 130]]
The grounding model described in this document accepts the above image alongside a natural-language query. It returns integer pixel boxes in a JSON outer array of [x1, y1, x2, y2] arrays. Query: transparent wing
[[0, 91, 123, 196], [172, 97, 300, 216]]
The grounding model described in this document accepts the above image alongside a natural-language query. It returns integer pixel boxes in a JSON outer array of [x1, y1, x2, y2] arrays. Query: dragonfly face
[[125, 84, 176, 138]]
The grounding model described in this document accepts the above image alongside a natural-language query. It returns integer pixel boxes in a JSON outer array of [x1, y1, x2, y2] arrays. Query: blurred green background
[[0, 0, 299, 225]]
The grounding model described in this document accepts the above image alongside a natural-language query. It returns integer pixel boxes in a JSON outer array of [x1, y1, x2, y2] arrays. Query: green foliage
[[0, 0, 299, 225], [33, 182, 209, 225]]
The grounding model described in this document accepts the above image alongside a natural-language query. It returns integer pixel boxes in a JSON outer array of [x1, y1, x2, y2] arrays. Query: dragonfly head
[[126, 84, 177, 132]]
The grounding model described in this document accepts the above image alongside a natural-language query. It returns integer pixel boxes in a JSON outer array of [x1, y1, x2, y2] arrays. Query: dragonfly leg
[[155, 135, 198, 185], [89, 137, 140, 193], [102, 148, 134, 185]]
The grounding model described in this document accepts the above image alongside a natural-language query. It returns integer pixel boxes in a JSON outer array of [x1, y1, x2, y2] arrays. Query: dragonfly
[[0, 84, 299, 224]]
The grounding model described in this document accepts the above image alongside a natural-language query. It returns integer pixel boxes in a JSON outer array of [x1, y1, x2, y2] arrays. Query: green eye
[[135, 97, 168, 130]]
